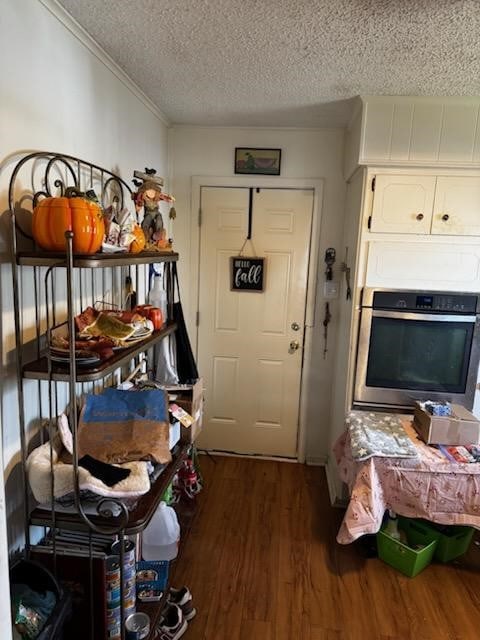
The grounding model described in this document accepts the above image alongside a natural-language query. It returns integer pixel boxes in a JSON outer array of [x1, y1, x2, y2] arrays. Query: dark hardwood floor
[[170, 455, 480, 640]]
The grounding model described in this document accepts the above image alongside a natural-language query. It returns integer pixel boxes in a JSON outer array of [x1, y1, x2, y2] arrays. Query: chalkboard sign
[[231, 257, 265, 292]]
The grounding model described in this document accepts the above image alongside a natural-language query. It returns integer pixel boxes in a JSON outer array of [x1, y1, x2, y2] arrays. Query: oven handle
[[372, 310, 477, 322]]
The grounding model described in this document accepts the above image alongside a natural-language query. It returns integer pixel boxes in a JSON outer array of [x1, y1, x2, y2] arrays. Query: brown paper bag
[[77, 389, 171, 465]]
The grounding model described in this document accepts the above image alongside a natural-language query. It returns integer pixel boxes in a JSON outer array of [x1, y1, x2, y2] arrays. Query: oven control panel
[[371, 291, 479, 313]]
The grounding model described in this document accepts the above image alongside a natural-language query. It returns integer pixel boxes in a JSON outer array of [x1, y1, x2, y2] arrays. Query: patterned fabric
[[334, 420, 480, 544], [346, 411, 418, 461]]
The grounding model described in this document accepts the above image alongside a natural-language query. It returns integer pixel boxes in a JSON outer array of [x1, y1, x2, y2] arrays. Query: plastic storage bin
[[399, 517, 474, 563], [376, 528, 437, 577], [433, 525, 475, 563], [398, 517, 439, 548], [10, 558, 72, 640]]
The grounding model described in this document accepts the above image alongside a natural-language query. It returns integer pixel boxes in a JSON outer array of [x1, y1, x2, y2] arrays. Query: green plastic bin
[[399, 517, 474, 563], [433, 525, 475, 562], [377, 528, 437, 577], [398, 517, 439, 548]]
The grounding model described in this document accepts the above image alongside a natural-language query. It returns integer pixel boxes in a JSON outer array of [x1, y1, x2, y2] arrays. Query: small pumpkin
[[129, 223, 146, 254], [32, 187, 105, 254]]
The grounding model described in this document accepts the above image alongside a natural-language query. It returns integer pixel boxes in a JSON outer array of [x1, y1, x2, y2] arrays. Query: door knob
[[416, 213, 424, 221], [442, 214, 450, 221], [289, 340, 300, 353]]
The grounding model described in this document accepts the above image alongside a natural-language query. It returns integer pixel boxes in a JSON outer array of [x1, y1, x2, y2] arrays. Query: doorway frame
[[190, 175, 324, 463]]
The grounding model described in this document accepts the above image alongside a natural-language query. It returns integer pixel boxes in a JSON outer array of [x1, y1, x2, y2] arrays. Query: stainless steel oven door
[[354, 309, 480, 410]]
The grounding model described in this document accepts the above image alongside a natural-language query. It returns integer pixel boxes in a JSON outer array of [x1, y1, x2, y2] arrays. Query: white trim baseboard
[[325, 457, 341, 505], [198, 449, 298, 463], [305, 456, 327, 466], [39, 0, 170, 126]]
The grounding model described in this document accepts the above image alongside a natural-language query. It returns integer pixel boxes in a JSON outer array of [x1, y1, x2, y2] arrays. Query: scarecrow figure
[[132, 168, 176, 250]]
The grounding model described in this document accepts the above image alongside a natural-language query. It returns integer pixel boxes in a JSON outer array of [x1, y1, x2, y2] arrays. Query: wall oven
[[353, 288, 480, 411]]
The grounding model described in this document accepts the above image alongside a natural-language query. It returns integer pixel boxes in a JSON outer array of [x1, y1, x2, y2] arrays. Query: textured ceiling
[[56, 0, 480, 127]]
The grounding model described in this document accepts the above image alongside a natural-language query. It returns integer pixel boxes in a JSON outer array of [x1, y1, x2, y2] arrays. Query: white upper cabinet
[[359, 97, 480, 167], [370, 174, 480, 236], [432, 177, 480, 236], [370, 174, 436, 234]]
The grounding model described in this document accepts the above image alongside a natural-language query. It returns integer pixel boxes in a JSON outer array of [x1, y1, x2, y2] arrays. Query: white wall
[[169, 126, 347, 463], [0, 1, 170, 635]]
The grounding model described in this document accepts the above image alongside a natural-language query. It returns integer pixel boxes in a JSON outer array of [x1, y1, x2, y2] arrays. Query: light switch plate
[[324, 280, 339, 299]]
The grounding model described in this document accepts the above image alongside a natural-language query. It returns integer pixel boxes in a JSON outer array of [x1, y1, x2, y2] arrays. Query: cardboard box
[[187, 414, 203, 443], [166, 378, 203, 443], [413, 402, 480, 445]]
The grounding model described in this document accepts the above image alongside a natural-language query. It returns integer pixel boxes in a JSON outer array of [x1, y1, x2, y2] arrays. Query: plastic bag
[[12, 584, 56, 640], [155, 335, 179, 385]]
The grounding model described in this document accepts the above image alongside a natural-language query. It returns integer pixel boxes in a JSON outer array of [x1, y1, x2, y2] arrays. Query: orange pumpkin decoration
[[32, 188, 105, 254], [129, 223, 146, 254]]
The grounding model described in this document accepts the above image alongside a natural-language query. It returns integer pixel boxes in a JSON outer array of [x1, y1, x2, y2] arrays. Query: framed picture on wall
[[234, 148, 281, 175]]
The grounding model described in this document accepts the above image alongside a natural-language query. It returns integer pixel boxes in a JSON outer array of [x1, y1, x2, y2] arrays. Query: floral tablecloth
[[334, 421, 480, 544]]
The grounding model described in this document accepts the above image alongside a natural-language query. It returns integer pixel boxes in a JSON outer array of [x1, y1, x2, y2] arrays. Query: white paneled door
[[196, 187, 314, 457]]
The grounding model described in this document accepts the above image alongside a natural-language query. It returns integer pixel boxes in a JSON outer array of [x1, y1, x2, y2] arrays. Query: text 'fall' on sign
[[230, 257, 265, 292]]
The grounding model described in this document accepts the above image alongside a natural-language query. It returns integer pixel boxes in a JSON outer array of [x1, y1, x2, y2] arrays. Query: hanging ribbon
[[237, 187, 258, 256]]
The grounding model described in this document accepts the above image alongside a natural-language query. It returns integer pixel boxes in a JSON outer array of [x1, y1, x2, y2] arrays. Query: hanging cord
[[238, 236, 259, 257], [323, 302, 332, 359], [237, 187, 259, 256]]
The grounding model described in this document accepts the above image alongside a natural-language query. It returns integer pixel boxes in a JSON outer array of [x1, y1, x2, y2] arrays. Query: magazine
[[437, 444, 480, 463]]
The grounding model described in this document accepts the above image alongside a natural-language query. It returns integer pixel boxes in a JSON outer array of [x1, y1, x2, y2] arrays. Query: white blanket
[[26, 434, 151, 504]]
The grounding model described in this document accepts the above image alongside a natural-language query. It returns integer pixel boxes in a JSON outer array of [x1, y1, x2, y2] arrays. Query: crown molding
[[170, 124, 345, 133], [39, 0, 170, 126]]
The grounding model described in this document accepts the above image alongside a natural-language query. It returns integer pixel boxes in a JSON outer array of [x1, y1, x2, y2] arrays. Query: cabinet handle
[[416, 213, 424, 221], [442, 214, 450, 221]]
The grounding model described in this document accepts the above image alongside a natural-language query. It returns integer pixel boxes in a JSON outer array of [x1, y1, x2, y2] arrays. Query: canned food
[[106, 607, 121, 623], [107, 626, 121, 640], [123, 582, 136, 603], [124, 606, 137, 622], [123, 566, 136, 583], [106, 587, 121, 606], [106, 555, 121, 577], [106, 556, 121, 606], [123, 599, 137, 616], [125, 612, 150, 639], [111, 539, 136, 569]]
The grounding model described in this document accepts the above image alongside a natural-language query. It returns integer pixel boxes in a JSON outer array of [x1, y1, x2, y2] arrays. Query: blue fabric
[[82, 388, 168, 423]]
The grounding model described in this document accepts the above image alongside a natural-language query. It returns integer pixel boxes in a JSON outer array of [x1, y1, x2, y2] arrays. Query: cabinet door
[[431, 176, 480, 236], [370, 175, 436, 234]]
